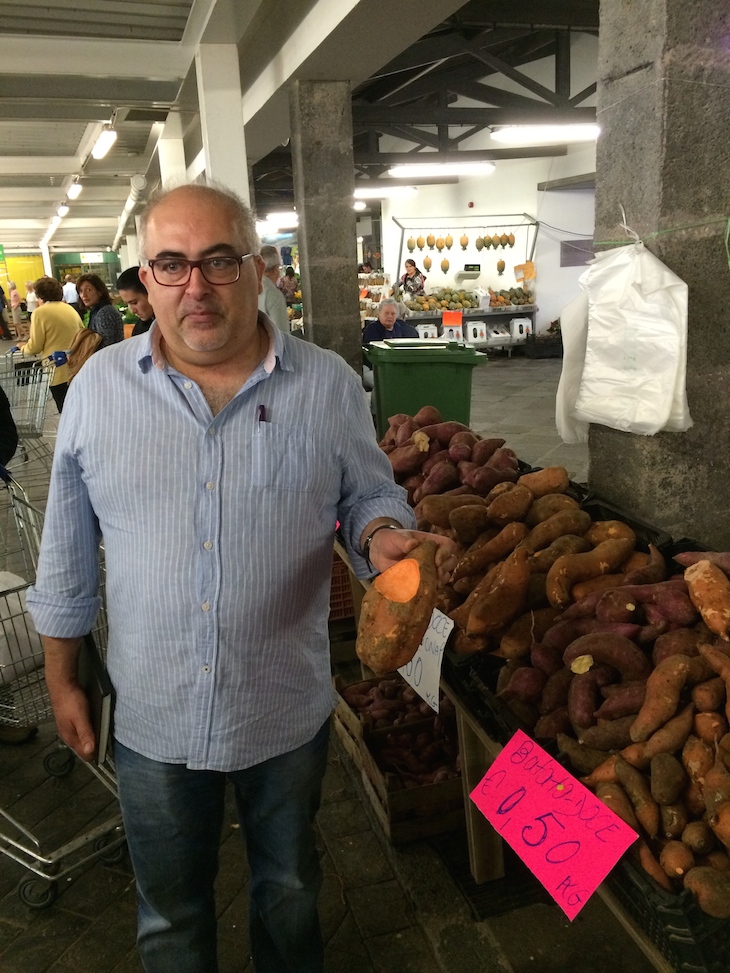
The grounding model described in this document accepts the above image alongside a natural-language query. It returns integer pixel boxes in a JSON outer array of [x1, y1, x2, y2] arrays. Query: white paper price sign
[[398, 609, 454, 713]]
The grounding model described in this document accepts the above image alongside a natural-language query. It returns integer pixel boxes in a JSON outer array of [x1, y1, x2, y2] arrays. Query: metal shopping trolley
[[0, 351, 56, 477], [0, 466, 124, 909]]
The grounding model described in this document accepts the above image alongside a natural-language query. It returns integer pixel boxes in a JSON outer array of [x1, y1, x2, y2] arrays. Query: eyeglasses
[[147, 254, 254, 286]]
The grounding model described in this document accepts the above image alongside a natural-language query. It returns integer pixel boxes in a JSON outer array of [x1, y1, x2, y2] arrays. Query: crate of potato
[[333, 675, 464, 843]]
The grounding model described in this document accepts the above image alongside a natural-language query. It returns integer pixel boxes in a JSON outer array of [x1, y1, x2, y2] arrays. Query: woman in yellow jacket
[[16, 276, 83, 413]]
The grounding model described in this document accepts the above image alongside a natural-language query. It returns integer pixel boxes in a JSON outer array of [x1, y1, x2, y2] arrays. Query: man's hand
[[368, 527, 458, 586], [43, 636, 96, 762]]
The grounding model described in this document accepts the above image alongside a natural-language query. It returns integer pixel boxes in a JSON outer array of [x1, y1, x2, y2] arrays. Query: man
[[27, 183, 456, 973], [257, 245, 288, 332], [361, 297, 419, 346], [116, 265, 155, 334], [62, 275, 78, 304]]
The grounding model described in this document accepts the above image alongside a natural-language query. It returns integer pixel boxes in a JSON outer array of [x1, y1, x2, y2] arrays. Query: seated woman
[[76, 273, 124, 347], [361, 298, 419, 345]]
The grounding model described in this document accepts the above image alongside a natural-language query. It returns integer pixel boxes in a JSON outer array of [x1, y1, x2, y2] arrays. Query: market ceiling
[[0, 0, 598, 252]]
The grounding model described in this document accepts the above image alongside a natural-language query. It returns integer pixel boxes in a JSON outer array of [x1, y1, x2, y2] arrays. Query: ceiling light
[[50, 215, 62, 227], [67, 182, 83, 200], [386, 162, 495, 178], [57, 204, 70, 217], [353, 201, 367, 211], [264, 211, 298, 229], [353, 186, 418, 199], [490, 124, 600, 145], [91, 126, 118, 160]]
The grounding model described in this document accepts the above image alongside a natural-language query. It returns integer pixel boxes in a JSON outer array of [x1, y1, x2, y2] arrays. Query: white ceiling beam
[[0, 157, 80, 175], [0, 37, 191, 80]]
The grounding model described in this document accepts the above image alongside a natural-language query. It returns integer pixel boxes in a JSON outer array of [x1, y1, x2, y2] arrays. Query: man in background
[[62, 275, 78, 304], [257, 245, 289, 332], [117, 266, 155, 335], [361, 297, 418, 346]]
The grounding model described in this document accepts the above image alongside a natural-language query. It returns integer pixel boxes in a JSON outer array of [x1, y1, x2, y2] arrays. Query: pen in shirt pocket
[[257, 404, 267, 424]]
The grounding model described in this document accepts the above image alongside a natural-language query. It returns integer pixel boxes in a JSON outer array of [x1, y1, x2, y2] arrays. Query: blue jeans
[[114, 720, 330, 973]]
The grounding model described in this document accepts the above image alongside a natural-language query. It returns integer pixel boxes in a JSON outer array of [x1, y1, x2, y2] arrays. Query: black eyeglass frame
[[146, 253, 254, 286]]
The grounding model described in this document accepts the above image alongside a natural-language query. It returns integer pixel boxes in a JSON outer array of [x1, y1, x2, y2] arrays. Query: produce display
[[365, 403, 730, 917], [404, 288, 480, 313], [488, 286, 534, 307]]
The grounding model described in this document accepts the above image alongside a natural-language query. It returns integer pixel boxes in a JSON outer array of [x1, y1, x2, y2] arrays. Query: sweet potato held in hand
[[356, 541, 439, 676]]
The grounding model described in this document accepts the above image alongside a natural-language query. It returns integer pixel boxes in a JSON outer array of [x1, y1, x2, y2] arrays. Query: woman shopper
[[76, 273, 124, 347], [25, 281, 38, 315], [277, 265, 299, 305], [14, 276, 83, 412]]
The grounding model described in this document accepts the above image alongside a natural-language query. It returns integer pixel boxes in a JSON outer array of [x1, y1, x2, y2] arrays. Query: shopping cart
[[0, 351, 56, 477], [0, 466, 124, 909]]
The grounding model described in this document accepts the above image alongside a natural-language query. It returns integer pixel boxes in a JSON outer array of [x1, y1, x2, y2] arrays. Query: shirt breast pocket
[[250, 422, 324, 493]]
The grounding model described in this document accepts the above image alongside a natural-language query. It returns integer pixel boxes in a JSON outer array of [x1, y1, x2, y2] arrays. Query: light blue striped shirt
[[27, 317, 414, 771]]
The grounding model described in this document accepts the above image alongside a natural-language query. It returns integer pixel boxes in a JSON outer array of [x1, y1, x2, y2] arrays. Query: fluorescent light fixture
[[490, 124, 600, 145], [91, 127, 118, 160], [353, 185, 418, 199], [67, 182, 83, 200], [57, 204, 70, 217], [50, 215, 62, 227], [353, 201, 367, 211], [386, 162, 495, 178], [262, 211, 298, 229]]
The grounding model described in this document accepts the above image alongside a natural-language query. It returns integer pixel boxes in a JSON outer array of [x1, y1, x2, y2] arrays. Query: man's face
[[139, 189, 264, 366], [378, 305, 398, 329], [118, 288, 154, 321]]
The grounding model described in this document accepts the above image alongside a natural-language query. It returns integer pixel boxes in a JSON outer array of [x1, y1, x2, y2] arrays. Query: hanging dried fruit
[[426, 233, 436, 249], [436, 237, 445, 251], [423, 255, 432, 271], [500, 233, 509, 248], [416, 235, 425, 250], [441, 258, 449, 273], [445, 234, 453, 250], [407, 236, 416, 252], [483, 235, 492, 249], [492, 234, 501, 248], [508, 232, 515, 247], [475, 236, 484, 251], [497, 259, 505, 276], [460, 234, 469, 250]]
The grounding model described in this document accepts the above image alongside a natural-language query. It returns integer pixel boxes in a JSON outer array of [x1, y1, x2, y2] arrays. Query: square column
[[158, 112, 187, 187], [289, 80, 361, 371], [590, 0, 730, 547]]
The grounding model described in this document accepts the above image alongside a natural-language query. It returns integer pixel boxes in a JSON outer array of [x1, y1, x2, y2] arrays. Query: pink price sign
[[470, 730, 638, 920]]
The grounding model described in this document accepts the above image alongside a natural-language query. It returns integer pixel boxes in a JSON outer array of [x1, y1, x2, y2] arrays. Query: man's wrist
[[360, 520, 402, 571]]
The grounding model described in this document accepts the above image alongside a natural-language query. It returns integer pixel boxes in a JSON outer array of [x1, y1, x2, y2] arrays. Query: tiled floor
[[0, 348, 663, 973]]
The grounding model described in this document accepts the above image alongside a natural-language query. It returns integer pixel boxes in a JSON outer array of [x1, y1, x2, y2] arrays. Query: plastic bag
[[572, 243, 692, 435], [555, 290, 589, 444]]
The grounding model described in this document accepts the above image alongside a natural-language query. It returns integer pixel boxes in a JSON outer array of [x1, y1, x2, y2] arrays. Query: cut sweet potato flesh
[[373, 558, 420, 602]]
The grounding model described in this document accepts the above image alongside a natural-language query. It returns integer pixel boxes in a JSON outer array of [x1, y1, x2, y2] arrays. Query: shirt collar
[[137, 312, 293, 375]]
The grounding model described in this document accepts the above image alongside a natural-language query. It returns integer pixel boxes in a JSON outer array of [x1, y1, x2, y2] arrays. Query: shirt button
[[183, 381, 192, 390], [203, 540, 213, 551], [209, 427, 216, 436], [202, 664, 211, 673], [201, 602, 210, 611], [206, 481, 215, 491]]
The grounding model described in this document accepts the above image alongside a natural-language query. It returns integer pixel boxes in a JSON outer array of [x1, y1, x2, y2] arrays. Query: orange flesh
[[373, 558, 421, 602]]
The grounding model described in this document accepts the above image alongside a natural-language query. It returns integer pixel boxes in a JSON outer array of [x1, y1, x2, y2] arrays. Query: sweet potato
[[660, 803, 689, 839], [529, 535, 591, 574], [653, 628, 704, 664], [525, 493, 580, 528], [546, 538, 635, 609], [530, 641, 564, 677], [615, 756, 659, 839], [621, 704, 695, 770], [694, 711, 728, 746], [457, 461, 479, 485], [650, 752, 687, 805], [356, 542, 439, 675], [452, 574, 483, 597], [466, 546, 531, 637], [497, 666, 546, 704], [698, 642, 730, 721], [401, 474, 425, 506], [580, 715, 637, 751], [710, 802, 730, 851], [394, 418, 419, 446], [449, 430, 478, 448], [448, 441, 473, 465], [584, 521, 637, 548], [580, 754, 619, 788], [411, 405, 442, 427], [449, 563, 502, 629], [418, 460, 459, 499], [448, 504, 492, 544], [595, 681, 647, 720], [568, 667, 616, 732], [703, 749, 730, 814], [453, 521, 529, 581], [660, 841, 695, 879], [470, 465, 518, 496], [562, 632, 652, 682], [525, 573, 548, 609], [486, 446, 519, 471], [682, 734, 714, 786], [534, 707, 572, 739], [571, 574, 628, 603], [633, 839, 673, 891], [521, 508, 592, 556], [556, 733, 612, 775], [388, 443, 428, 476], [596, 782, 641, 832], [685, 560, 730, 640], [450, 628, 489, 655], [516, 466, 569, 499], [699, 850, 730, 873], [470, 437, 505, 466], [495, 607, 561, 661], [692, 676, 727, 713], [623, 544, 668, 586], [421, 448, 452, 475], [630, 655, 691, 743], [543, 619, 642, 653], [674, 551, 730, 574], [483, 481, 518, 506], [486, 485, 534, 526], [683, 866, 730, 917], [435, 586, 462, 616], [417, 420, 471, 445]]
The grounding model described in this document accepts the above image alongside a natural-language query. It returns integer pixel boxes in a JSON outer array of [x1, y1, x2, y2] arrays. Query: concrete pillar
[[125, 233, 139, 268], [195, 44, 250, 204], [158, 112, 187, 187], [289, 80, 361, 372], [119, 243, 130, 272], [40, 244, 52, 277], [590, 0, 730, 547]]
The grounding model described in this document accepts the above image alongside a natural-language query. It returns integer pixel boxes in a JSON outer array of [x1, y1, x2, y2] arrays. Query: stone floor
[[0, 347, 667, 973]]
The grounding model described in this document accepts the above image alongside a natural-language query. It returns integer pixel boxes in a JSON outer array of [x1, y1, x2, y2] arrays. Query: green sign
[[0, 245, 5, 262]]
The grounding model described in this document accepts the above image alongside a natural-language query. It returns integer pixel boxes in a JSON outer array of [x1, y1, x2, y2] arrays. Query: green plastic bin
[[366, 339, 486, 439]]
